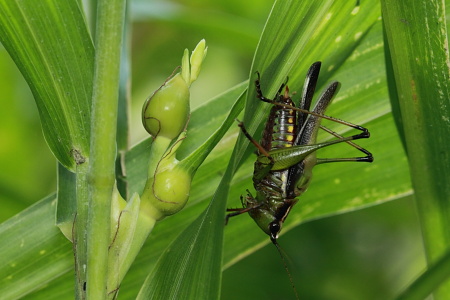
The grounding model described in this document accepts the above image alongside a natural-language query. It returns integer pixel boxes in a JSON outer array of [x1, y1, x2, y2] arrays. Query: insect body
[[226, 62, 373, 244]]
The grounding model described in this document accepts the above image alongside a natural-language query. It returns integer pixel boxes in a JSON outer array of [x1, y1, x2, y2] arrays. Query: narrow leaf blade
[[0, 195, 72, 299], [0, 0, 94, 170], [382, 0, 450, 298]]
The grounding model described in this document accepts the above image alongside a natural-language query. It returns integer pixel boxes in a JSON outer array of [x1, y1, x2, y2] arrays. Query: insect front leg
[[225, 191, 262, 224], [255, 71, 289, 103], [226, 120, 279, 224], [236, 120, 278, 182], [237, 120, 274, 165]]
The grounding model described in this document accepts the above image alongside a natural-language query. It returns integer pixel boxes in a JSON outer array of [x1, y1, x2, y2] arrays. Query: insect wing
[[299, 61, 321, 123], [287, 79, 340, 198], [297, 81, 340, 146]]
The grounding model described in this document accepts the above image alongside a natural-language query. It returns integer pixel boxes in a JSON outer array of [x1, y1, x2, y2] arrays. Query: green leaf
[[117, 9, 132, 153], [382, 0, 450, 298], [0, 0, 94, 171], [56, 163, 77, 240], [0, 195, 72, 300], [0, 0, 423, 298]]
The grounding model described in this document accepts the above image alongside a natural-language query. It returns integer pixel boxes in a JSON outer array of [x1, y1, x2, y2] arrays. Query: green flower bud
[[142, 73, 190, 139], [140, 40, 208, 220], [142, 40, 207, 140], [189, 39, 207, 84], [150, 166, 191, 217], [140, 132, 193, 220]]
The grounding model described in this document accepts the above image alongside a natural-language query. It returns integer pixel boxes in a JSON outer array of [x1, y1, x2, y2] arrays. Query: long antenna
[[272, 239, 299, 300]]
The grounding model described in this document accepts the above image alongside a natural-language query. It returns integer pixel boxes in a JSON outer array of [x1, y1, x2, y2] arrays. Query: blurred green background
[[0, 0, 424, 299]]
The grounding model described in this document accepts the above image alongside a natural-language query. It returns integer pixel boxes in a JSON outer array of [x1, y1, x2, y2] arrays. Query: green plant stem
[[147, 136, 172, 179], [139, 136, 172, 221], [84, 0, 126, 299]]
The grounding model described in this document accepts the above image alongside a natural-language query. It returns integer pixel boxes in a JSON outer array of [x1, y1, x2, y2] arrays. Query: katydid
[[226, 62, 373, 243]]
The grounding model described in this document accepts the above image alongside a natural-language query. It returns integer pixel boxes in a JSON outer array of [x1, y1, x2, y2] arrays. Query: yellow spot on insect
[[39, 250, 46, 255], [288, 125, 294, 133], [287, 135, 294, 142], [288, 117, 294, 124]]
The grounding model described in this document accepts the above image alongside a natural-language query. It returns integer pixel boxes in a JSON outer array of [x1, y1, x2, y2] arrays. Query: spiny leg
[[225, 206, 257, 224], [267, 82, 370, 139], [236, 120, 274, 164], [255, 71, 289, 103], [292, 64, 372, 163], [317, 125, 373, 164], [256, 63, 321, 115], [225, 194, 263, 224], [255, 64, 369, 138], [270, 129, 372, 171], [254, 65, 372, 164], [236, 120, 276, 182]]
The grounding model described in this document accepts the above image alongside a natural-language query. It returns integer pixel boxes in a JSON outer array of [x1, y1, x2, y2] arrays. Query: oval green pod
[[142, 73, 190, 139], [151, 167, 191, 216], [141, 166, 191, 221]]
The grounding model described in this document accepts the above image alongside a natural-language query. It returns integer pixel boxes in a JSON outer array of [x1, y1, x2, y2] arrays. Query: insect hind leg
[[316, 125, 373, 164]]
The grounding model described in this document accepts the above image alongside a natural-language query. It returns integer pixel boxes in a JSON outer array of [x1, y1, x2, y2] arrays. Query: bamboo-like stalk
[[83, 0, 126, 299]]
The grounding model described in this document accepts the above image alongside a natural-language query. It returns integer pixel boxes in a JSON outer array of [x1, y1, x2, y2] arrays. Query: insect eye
[[269, 221, 281, 239]]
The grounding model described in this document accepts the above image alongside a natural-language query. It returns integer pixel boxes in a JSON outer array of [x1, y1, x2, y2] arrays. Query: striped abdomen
[[255, 94, 297, 201]]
